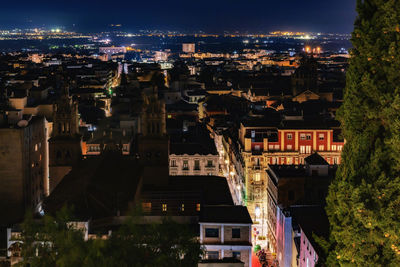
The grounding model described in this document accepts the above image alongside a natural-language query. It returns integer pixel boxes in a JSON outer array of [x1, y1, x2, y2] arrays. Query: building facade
[[238, 121, 343, 251], [199, 206, 253, 267], [169, 153, 219, 176], [0, 115, 47, 224]]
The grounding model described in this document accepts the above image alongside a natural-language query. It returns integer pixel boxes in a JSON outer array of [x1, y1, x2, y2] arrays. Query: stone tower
[[136, 86, 169, 185], [48, 84, 82, 193], [291, 56, 318, 96]]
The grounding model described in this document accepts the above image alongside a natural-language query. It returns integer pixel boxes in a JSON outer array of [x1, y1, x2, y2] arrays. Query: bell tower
[[136, 86, 169, 185], [48, 84, 82, 193]]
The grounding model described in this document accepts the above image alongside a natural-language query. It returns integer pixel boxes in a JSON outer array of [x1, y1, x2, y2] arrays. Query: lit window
[[274, 144, 280, 150], [183, 160, 189, 170], [287, 144, 292, 151], [206, 251, 219, 259], [331, 145, 337, 151], [254, 173, 261, 182], [181, 204, 184, 212], [196, 203, 201, 212], [300, 134, 306, 140], [162, 204, 167, 212], [306, 146, 312, 154], [319, 145, 324, 151], [338, 145, 343, 151], [319, 133, 325, 140], [333, 157, 339, 164], [34, 144, 38, 151], [142, 202, 151, 212]]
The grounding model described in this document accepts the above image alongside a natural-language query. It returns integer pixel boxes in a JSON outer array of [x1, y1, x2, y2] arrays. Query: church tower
[[48, 84, 82, 193], [291, 56, 318, 96], [136, 86, 169, 185]]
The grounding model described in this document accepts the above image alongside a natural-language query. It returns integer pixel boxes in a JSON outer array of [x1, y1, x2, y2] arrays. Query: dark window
[[56, 150, 62, 159], [194, 160, 200, 170], [205, 228, 219, 238], [233, 251, 241, 259], [207, 160, 213, 167], [232, 228, 241, 238]]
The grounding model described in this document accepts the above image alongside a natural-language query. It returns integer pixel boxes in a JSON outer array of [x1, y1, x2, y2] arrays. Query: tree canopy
[[326, 0, 400, 265], [16, 207, 203, 267]]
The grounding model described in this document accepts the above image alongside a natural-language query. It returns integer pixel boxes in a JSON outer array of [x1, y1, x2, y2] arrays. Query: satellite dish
[[17, 120, 29, 128]]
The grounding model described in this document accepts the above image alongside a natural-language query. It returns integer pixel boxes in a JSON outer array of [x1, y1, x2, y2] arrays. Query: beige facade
[[169, 154, 219, 176]]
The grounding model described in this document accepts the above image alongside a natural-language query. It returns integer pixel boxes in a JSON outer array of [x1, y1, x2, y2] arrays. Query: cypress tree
[[326, 0, 400, 265]]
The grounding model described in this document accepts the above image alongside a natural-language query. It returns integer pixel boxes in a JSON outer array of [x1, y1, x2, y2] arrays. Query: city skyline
[[0, 0, 357, 33]]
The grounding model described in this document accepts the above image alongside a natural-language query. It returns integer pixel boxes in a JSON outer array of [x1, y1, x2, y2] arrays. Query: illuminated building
[[154, 50, 170, 62], [169, 125, 219, 176], [99, 46, 127, 55], [200, 206, 253, 267], [238, 119, 343, 251], [182, 43, 195, 53], [267, 153, 336, 254]]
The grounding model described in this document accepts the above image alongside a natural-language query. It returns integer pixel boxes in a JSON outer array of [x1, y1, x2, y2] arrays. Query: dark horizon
[[0, 0, 357, 33]]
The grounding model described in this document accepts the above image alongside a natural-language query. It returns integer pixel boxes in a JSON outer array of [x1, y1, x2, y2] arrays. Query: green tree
[[17, 207, 203, 267], [326, 0, 400, 266], [18, 206, 89, 267]]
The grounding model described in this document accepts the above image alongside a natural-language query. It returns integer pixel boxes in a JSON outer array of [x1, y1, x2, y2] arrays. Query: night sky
[[0, 0, 357, 33]]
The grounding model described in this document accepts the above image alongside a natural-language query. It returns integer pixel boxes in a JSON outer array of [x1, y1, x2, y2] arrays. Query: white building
[[99, 46, 127, 55], [200, 205, 253, 267], [169, 152, 219, 176]]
